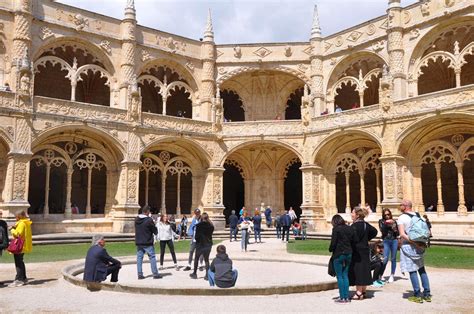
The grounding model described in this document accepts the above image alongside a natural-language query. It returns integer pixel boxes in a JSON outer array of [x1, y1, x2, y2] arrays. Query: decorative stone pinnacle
[[311, 5, 321, 40], [203, 9, 214, 42], [124, 0, 136, 19], [388, 0, 401, 9], [126, 0, 135, 10]]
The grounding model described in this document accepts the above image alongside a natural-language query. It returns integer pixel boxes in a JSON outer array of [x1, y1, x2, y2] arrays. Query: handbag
[[328, 255, 336, 277], [7, 237, 24, 254]]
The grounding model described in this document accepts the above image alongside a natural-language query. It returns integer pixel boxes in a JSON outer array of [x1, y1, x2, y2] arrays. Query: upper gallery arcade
[[0, 0, 472, 236]]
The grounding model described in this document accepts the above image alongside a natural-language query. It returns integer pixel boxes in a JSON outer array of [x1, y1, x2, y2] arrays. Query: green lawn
[[287, 239, 474, 269], [0, 240, 205, 264]]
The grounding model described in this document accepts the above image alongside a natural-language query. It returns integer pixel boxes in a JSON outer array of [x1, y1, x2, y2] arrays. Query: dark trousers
[[14, 253, 27, 282], [160, 240, 177, 266], [276, 226, 282, 239], [371, 261, 386, 281], [106, 263, 121, 282], [193, 245, 211, 275], [229, 227, 238, 241], [282, 226, 290, 242]]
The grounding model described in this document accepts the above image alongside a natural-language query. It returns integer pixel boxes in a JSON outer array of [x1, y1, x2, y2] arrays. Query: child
[[370, 241, 386, 287], [301, 221, 308, 240], [208, 245, 238, 288]]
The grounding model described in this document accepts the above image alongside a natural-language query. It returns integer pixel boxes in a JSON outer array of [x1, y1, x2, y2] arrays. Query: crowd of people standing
[[329, 200, 432, 304]]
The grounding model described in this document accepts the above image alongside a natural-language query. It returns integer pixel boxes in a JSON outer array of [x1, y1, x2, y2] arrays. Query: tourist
[[288, 207, 297, 222], [0, 211, 8, 257], [209, 245, 238, 288], [8, 210, 33, 287], [398, 200, 431, 303], [253, 210, 262, 243], [168, 215, 177, 234], [239, 206, 245, 217], [280, 210, 292, 243], [335, 105, 343, 113], [156, 214, 179, 270], [264, 206, 272, 228], [274, 214, 282, 239], [71, 203, 80, 214], [292, 220, 302, 238], [301, 221, 308, 240], [349, 206, 378, 300], [83, 234, 121, 283], [228, 210, 239, 242], [369, 240, 386, 287], [135, 206, 161, 279], [178, 215, 188, 240], [329, 214, 356, 304], [239, 212, 252, 252], [320, 108, 329, 115], [379, 208, 399, 283], [184, 209, 204, 271], [189, 212, 214, 280]]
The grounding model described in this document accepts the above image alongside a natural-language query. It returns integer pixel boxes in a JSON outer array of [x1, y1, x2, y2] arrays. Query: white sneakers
[[8, 280, 25, 287], [388, 275, 394, 283]]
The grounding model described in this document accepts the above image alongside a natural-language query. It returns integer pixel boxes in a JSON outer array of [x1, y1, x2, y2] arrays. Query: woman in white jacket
[[156, 214, 179, 270]]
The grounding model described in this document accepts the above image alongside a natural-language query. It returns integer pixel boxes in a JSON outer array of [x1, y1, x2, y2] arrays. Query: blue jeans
[[208, 269, 238, 287], [383, 239, 398, 275], [136, 245, 159, 276], [229, 227, 238, 241], [254, 228, 261, 242], [333, 254, 352, 300], [409, 266, 430, 297], [241, 229, 249, 251]]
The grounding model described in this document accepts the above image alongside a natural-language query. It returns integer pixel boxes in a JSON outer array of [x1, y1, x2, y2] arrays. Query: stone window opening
[[285, 87, 304, 120], [220, 89, 245, 122]]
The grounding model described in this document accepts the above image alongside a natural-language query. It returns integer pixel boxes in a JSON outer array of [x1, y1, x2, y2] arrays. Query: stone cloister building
[[0, 0, 472, 235]]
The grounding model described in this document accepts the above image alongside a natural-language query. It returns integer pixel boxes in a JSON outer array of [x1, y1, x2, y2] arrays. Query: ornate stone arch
[[416, 140, 460, 166], [459, 137, 474, 162], [332, 153, 361, 175], [217, 65, 310, 86], [224, 158, 247, 179], [138, 58, 198, 92]]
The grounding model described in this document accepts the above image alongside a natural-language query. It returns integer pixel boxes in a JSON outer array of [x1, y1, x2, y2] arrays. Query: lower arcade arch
[[28, 139, 118, 217], [222, 142, 302, 218]]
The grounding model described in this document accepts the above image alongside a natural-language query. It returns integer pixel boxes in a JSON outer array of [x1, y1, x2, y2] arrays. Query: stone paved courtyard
[[0, 238, 473, 313]]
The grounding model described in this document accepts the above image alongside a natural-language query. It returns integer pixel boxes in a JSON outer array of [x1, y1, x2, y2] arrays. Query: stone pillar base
[[301, 205, 324, 232], [0, 201, 30, 219], [203, 206, 226, 230], [380, 201, 401, 216], [112, 205, 140, 233]]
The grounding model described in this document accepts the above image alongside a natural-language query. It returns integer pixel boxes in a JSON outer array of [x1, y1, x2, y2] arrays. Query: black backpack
[[0, 224, 9, 250]]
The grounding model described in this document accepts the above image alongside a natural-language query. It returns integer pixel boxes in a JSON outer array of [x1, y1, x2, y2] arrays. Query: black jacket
[[229, 214, 239, 228], [329, 224, 356, 258], [134, 215, 157, 246], [280, 214, 291, 227], [83, 245, 121, 282], [210, 253, 235, 288], [195, 221, 214, 247]]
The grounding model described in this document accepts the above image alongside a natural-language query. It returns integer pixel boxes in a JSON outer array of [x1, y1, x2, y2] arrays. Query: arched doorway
[[223, 160, 245, 223], [284, 160, 302, 219]]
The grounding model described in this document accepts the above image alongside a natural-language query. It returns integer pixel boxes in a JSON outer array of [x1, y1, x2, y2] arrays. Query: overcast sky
[[59, 0, 419, 44]]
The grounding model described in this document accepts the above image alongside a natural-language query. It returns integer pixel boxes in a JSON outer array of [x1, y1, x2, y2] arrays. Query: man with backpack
[[397, 200, 431, 304]]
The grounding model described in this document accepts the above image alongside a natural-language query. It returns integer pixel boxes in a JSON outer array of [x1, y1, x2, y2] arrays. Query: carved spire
[[203, 9, 214, 42], [388, 0, 401, 9], [124, 0, 136, 20], [310, 5, 321, 40]]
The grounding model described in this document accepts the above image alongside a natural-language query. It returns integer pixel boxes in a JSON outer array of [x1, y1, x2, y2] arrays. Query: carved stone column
[[11, 0, 32, 90], [380, 155, 405, 212], [0, 118, 32, 218], [434, 163, 445, 216], [387, 0, 406, 100], [310, 6, 324, 116], [412, 166, 424, 214], [200, 11, 216, 121], [202, 166, 225, 229], [64, 166, 73, 219], [455, 162, 467, 216], [375, 168, 382, 214], [112, 160, 141, 232], [326, 174, 337, 218], [360, 169, 366, 207], [119, 1, 137, 109], [345, 172, 351, 213], [300, 165, 324, 231]]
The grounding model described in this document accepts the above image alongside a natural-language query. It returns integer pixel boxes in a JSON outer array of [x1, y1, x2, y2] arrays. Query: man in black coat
[[135, 206, 161, 279], [280, 210, 292, 243], [228, 210, 239, 242], [83, 235, 121, 283]]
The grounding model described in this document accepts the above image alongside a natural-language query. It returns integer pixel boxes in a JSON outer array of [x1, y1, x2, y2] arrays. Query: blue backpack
[[406, 212, 431, 244]]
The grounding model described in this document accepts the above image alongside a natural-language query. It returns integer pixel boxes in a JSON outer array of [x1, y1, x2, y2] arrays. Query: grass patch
[[0, 240, 220, 264], [287, 239, 474, 269]]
